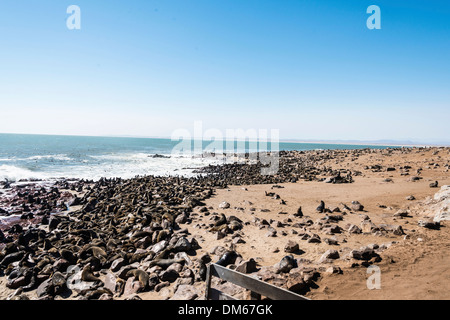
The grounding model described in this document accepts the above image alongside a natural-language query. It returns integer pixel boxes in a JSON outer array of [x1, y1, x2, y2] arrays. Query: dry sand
[[185, 147, 450, 300], [1, 147, 449, 300]]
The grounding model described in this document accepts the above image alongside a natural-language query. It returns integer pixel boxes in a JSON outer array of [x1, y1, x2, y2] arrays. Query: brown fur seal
[[79, 245, 107, 259], [209, 224, 229, 233], [156, 229, 170, 243], [81, 265, 102, 282], [126, 269, 149, 290], [162, 212, 174, 224], [149, 258, 185, 269], [214, 213, 227, 227]]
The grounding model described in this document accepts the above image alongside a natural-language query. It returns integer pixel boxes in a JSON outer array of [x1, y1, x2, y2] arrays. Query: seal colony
[[0, 147, 449, 300]]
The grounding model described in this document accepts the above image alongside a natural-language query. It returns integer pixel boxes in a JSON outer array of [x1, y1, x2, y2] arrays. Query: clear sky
[[0, 1, 449, 144]]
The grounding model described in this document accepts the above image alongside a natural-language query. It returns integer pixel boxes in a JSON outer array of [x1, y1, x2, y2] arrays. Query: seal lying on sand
[[149, 258, 185, 269], [126, 269, 149, 290]]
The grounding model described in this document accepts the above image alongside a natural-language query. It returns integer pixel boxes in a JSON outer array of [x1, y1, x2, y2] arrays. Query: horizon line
[[0, 132, 448, 148]]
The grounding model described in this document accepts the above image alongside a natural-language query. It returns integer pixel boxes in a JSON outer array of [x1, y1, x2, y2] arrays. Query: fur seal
[[216, 251, 237, 267], [125, 269, 149, 290], [162, 212, 174, 224], [277, 255, 297, 273], [149, 258, 185, 269], [156, 229, 171, 243], [0, 251, 25, 268], [81, 265, 102, 282], [316, 201, 325, 213], [209, 224, 229, 233], [214, 213, 227, 227]]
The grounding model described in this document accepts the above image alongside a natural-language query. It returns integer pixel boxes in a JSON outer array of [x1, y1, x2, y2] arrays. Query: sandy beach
[[0, 147, 449, 300]]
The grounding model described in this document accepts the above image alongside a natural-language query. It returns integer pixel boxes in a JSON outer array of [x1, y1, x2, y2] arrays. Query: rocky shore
[[0, 147, 449, 300]]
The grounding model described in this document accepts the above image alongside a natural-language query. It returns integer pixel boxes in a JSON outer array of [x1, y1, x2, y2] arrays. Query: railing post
[[205, 264, 212, 300]]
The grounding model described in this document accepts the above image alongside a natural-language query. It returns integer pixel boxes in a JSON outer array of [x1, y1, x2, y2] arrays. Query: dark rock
[[48, 216, 61, 231], [318, 249, 340, 263], [160, 269, 179, 283], [173, 236, 191, 252], [278, 255, 297, 273], [418, 220, 440, 230]]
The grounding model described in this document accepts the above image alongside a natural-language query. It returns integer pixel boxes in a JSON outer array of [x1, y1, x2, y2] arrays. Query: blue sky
[[0, 1, 449, 143]]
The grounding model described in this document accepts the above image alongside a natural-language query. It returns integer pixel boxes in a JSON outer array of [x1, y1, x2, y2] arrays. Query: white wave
[[77, 155, 222, 180], [0, 165, 46, 182], [0, 151, 227, 182], [27, 154, 72, 161], [90, 152, 155, 161], [0, 155, 73, 162]]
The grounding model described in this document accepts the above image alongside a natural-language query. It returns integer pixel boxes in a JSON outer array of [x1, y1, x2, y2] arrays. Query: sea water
[[0, 133, 392, 181]]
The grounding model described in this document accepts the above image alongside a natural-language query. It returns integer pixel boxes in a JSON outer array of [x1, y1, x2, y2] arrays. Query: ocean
[[0, 133, 393, 181]]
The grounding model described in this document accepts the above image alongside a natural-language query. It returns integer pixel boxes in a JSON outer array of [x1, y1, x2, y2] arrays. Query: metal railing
[[205, 263, 310, 300]]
